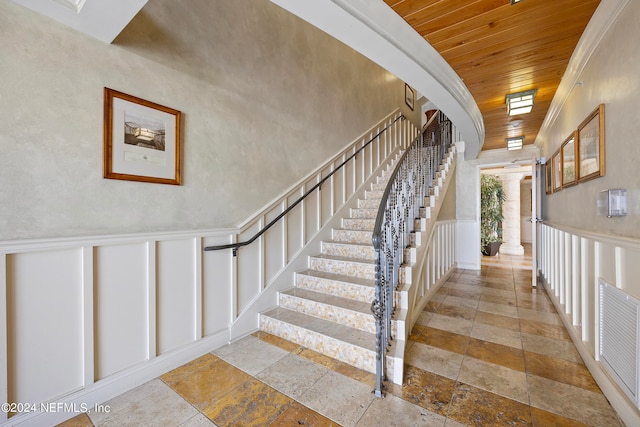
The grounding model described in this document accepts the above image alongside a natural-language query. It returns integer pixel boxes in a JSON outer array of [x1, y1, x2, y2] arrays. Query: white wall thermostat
[[597, 189, 627, 217]]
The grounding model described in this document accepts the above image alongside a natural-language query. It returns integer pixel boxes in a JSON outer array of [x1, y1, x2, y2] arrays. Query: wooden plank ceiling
[[384, 0, 601, 151]]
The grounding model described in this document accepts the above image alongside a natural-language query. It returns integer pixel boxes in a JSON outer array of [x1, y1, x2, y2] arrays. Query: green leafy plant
[[480, 174, 506, 254]]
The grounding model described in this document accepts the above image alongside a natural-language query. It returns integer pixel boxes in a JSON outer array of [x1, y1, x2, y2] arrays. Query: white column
[[499, 173, 525, 255]]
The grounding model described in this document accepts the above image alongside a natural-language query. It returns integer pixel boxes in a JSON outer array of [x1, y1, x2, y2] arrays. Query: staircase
[[259, 153, 404, 376], [260, 146, 453, 380]]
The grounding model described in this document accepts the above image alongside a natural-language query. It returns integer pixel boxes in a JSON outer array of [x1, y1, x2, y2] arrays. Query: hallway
[[60, 246, 623, 426]]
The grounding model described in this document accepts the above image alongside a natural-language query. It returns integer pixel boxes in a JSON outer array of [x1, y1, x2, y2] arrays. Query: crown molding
[[270, 0, 485, 160], [535, 0, 631, 147], [11, 0, 147, 43]]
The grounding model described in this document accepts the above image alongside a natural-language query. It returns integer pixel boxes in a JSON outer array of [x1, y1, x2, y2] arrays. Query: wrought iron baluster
[[371, 111, 452, 397]]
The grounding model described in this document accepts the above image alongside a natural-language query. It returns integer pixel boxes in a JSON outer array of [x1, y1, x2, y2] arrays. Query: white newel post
[[499, 173, 525, 255]]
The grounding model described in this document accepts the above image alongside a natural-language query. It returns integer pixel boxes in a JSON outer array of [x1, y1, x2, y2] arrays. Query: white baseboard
[[455, 261, 479, 270]]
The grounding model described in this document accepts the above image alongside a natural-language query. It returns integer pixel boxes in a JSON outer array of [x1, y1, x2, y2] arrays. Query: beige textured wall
[[0, 0, 411, 240], [437, 172, 456, 220], [541, 1, 640, 238]]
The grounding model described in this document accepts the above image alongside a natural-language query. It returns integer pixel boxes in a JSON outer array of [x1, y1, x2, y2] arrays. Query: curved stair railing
[[371, 111, 452, 397]]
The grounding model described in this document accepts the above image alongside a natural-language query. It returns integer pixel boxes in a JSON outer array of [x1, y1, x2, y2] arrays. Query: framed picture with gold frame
[[578, 104, 605, 182], [405, 83, 415, 111], [104, 88, 182, 185], [552, 149, 562, 192], [561, 131, 578, 188], [545, 159, 553, 195]]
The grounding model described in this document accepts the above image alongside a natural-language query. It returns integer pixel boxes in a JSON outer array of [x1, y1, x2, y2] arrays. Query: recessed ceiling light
[[511, 0, 524, 4]]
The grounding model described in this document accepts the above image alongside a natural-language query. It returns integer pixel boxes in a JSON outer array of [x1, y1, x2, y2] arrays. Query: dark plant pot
[[482, 242, 501, 256]]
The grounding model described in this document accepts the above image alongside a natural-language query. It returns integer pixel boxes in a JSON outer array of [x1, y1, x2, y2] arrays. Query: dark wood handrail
[[204, 114, 405, 256]]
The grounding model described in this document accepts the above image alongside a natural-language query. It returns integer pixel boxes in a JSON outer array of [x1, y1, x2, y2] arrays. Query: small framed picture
[[104, 88, 182, 185], [578, 104, 605, 182], [561, 131, 578, 188], [552, 149, 562, 192], [545, 159, 553, 195], [405, 83, 415, 111]]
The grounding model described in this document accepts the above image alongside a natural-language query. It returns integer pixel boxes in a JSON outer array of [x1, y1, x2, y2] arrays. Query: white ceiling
[[11, 0, 147, 43]]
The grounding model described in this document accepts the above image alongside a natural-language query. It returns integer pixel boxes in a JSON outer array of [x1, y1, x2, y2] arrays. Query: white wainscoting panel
[[332, 164, 346, 210], [455, 219, 479, 270], [320, 168, 334, 226], [94, 243, 150, 380], [264, 203, 286, 287], [6, 249, 84, 406], [539, 222, 640, 427], [202, 235, 234, 337], [236, 222, 262, 313], [571, 234, 580, 327], [286, 191, 305, 260], [619, 246, 640, 296], [304, 177, 320, 242], [596, 241, 617, 291], [156, 238, 197, 354], [582, 237, 596, 348]]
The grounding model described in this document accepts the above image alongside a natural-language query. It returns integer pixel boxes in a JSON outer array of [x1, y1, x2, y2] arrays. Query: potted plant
[[480, 174, 506, 256]]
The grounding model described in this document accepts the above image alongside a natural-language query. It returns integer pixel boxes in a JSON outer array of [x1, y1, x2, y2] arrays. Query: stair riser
[[365, 190, 384, 200], [321, 242, 374, 260], [296, 273, 375, 303], [279, 293, 376, 334], [358, 199, 381, 209], [332, 229, 372, 245], [380, 169, 395, 180], [296, 273, 405, 310], [279, 291, 401, 336], [261, 315, 400, 375], [342, 218, 376, 231], [260, 315, 374, 372], [371, 182, 387, 191], [310, 257, 375, 280], [350, 208, 377, 219]]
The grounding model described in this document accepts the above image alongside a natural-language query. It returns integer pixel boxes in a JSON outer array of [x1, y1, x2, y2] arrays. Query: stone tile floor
[[60, 247, 624, 426]]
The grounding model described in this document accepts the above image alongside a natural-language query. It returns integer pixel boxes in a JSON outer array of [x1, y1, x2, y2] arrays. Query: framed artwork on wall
[[552, 149, 562, 192], [103, 88, 182, 185], [561, 131, 578, 188], [578, 104, 605, 182], [405, 83, 415, 111], [545, 159, 553, 195]]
